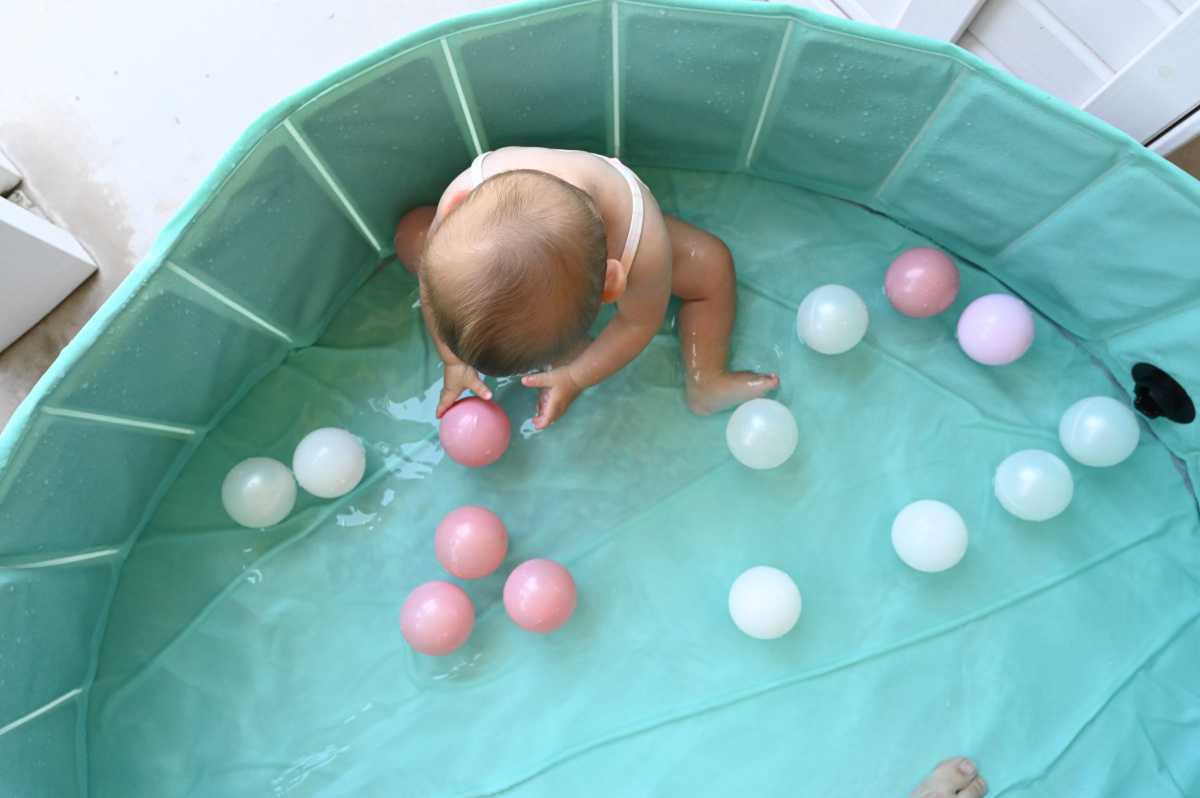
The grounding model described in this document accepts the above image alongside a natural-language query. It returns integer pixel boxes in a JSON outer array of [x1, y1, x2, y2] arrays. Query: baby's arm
[[404, 171, 495, 416], [419, 282, 494, 416], [521, 225, 672, 428], [395, 200, 495, 417], [567, 296, 667, 387]]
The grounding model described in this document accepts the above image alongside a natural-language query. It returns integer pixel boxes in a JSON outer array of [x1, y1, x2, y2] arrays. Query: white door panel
[[1038, 0, 1170, 69], [1084, 5, 1200, 141], [771, 0, 1200, 147], [969, 0, 1110, 105]]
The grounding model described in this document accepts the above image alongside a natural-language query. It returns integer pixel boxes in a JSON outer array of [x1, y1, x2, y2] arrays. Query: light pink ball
[[503, 559, 577, 634], [435, 506, 509, 579], [439, 397, 512, 468], [885, 247, 960, 317], [399, 581, 474, 656], [956, 294, 1035, 365]]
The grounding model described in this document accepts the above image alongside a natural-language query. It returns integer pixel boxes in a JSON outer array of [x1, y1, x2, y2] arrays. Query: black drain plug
[[1132, 363, 1195, 424]]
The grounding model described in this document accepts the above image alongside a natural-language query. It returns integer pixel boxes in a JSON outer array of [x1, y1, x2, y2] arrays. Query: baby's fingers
[[532, 390, 564, 430], [466, 374, 493, 401], [436, 384, 463, 418], [522, 373, 551, 390]]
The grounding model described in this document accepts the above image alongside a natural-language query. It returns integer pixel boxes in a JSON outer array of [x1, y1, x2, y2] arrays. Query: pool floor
[[88, 170, 1200, 797]]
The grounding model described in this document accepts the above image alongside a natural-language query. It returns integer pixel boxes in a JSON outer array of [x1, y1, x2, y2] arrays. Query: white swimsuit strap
[[469, 151, 490, 188], [597, 155, 645, 272]]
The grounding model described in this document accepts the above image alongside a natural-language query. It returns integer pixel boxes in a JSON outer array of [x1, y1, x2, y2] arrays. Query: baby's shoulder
[[628, 207, 672, 292], [487, 146, 583, 174]]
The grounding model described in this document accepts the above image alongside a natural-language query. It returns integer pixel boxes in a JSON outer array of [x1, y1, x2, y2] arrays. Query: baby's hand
[[438, 363, 492, 418], [521, 368, 583, 429]]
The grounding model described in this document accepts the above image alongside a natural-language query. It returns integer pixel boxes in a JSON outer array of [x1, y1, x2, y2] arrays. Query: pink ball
[[503, 559, 577, 634], [885, 247, 960, 317], [435, 506, 509, 579], [439, 397, 512, 468], [956, 293, 1035, 365], [399, 580, 474, 656]]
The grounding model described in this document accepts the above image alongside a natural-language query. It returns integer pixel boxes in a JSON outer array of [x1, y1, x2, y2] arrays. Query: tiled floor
[[1, 3, 1198, 432], [1167, 132, 1200, 177]]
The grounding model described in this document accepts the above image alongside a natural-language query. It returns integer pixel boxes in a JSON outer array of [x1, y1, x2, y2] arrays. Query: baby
[[393, 150, 992, 798], [393, 146, 778, 428]]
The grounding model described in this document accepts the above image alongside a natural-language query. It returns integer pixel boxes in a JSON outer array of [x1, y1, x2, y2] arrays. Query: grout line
[[0, 689, 83, 738], [744, 19, 794, 170], [282, 119, 383, 253], [41, 407, 198, 438], [2, 548, 121, 570], [165, 263, 295, 344], [440, 38, 483, 157], [611, 0, 622, 158], [873, 71, 965, 202]]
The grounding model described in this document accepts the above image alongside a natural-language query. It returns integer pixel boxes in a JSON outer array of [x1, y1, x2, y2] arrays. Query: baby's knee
[[704, 236, 736, 286], [701, 232, 733, 269], [394, 206, 437, 271], [681, 230, 733, 279]]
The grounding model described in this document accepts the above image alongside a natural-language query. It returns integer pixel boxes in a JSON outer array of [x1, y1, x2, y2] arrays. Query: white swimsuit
[[468, 151, 646, 273]]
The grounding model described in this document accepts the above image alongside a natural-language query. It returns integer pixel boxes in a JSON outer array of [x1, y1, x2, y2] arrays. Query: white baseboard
[[0, 198, 97, 352], [0, 149, 20, 195]]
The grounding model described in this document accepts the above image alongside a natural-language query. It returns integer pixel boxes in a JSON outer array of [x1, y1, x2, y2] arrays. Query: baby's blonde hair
[[422, 170, 607, 375]]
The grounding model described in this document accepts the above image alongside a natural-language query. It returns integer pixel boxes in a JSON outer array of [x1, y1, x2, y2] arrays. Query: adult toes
[[958, 777, 988, 798], [923, 758, 978, 792]]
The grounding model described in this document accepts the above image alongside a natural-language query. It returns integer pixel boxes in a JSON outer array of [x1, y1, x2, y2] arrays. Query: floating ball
[[994, 449, 1074, 522], [436, 506, 509, 579], [956, 294, 1035, 365], [1059, 396, 1140, 467], [796, 284, 869, 355], [726, 398, 799, 470], [891, 500, 968, 572], [439, 397, 512, 468], [728, 566, 802, 640], [292, 427, 366, 499], [885, 247, 960, 317], [221, 457, 296, 528], [399, 581, 475, 656], [503, 559, 577, 633]]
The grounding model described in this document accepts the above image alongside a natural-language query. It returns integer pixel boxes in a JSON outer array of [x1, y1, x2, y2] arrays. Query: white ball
[[292, 427, 367, 499], [1059, 396, 1139, 467], [728, 566, 802, 640], [994, 449, 1074, 522], [222, 457, 296, 528], [796, 284, 869, 355], [725, 398, 799, 470], [891, 500, 968, 572]]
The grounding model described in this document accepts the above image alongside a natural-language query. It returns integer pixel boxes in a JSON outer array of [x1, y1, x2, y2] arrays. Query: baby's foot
[[910, 758, 987, 798], [686, 370, 779, 416]]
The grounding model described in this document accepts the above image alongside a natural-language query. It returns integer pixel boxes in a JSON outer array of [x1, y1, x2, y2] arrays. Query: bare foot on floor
[[910, 758, 988, 798], [686, 371, 779, 415]]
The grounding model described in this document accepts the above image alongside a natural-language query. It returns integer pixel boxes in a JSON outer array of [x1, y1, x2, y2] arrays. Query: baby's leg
[[668, 216, 779, 415], [393, 206, 437, 275]]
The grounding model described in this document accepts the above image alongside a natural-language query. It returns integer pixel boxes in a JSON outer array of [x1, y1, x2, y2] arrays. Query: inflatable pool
[[2, 1, 1198, 795]]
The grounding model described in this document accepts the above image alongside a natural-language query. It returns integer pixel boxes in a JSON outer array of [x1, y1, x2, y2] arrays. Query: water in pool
[[88, 169, 1200, 797]]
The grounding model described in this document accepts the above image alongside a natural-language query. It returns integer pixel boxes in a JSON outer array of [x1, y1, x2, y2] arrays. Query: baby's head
[[421, 170, 616, 375]]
